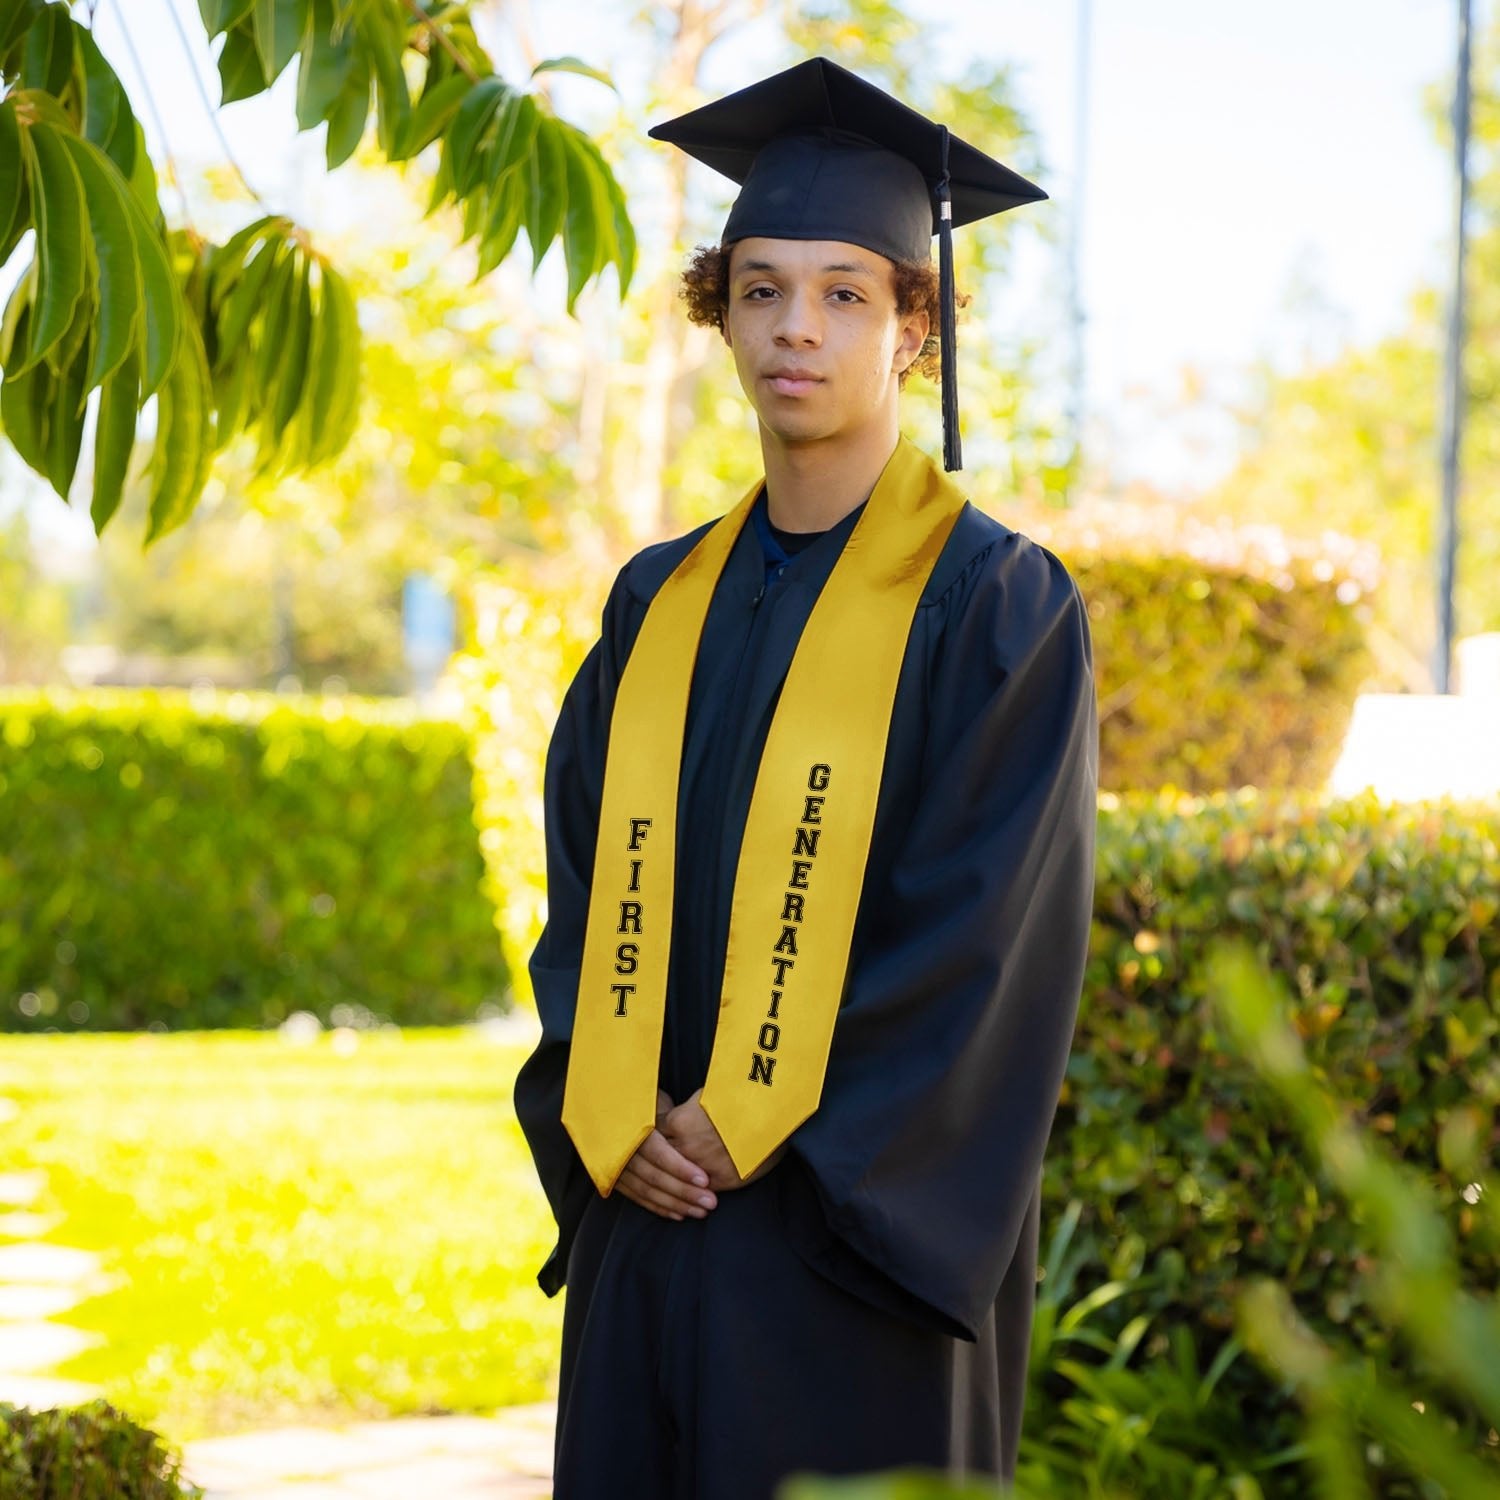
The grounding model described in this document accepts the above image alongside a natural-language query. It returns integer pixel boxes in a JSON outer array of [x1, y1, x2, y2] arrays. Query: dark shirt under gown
[[515, 478, 1099, 1498]]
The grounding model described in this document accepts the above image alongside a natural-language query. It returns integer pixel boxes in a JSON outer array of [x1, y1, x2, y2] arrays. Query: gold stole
[[561, 437, 966, 1192]]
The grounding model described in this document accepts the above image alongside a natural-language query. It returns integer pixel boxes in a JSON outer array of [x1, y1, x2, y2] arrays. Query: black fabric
[[515, 474, 1098, 1495], [646, 56, 1047, 241], [754, 486, 829, 565], [552, 1161, 1006, 1500]]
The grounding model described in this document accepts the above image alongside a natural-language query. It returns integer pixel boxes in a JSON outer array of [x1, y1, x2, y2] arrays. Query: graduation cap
[[648, 56, 1047, 471]]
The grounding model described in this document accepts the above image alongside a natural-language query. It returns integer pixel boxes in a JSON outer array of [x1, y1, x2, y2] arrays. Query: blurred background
[[1, 3, 1497, 1498]]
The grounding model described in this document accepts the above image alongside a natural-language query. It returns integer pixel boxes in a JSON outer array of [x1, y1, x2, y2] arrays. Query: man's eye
[[831, 289, 863, 303], [745, 286, 777, 299]]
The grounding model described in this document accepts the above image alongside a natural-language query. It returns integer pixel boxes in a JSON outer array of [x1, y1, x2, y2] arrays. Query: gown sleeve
[[513, 563, 634, 1296], [778, 532, 1099, 1342]]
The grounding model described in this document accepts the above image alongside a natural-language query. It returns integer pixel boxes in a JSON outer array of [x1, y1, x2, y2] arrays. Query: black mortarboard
[[648, 57, 1047, 471]]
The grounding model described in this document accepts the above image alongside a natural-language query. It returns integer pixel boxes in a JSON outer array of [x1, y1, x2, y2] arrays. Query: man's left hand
[[659, 1088, 788, 1191]]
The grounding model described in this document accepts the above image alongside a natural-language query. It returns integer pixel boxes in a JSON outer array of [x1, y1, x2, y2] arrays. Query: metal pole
[[1435, 0, 1472, 693], [1064, 0, 1091, 502]]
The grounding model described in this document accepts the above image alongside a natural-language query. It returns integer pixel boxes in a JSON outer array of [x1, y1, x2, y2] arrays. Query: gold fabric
[[562, 437, 966, 1192]]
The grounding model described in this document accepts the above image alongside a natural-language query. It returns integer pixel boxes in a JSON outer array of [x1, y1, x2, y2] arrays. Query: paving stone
[[179, 1408, 559, 1499], [198, 1484, 365, 1500], [335, 1453, 542, 1498], [0, 1319, 104, 1372], [182, 1425, 395, 1482], [0, 1369, 104, 1408], [351, 1409, 552, 1459], [0, 1284, 86, 1321], [0, 1211, 65, 1240], [0, 1242, 101, 1285], [0, 1171, 46, 1208]]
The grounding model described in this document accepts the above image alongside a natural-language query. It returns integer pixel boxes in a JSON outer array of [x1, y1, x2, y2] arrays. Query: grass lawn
[[0, 1028, 562, 1447]]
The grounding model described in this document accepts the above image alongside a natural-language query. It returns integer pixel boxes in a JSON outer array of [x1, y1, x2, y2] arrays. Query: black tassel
[[937, 125, 962, 472]]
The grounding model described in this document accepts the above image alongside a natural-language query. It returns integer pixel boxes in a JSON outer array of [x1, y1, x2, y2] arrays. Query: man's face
[[722, 237, 928, 448]]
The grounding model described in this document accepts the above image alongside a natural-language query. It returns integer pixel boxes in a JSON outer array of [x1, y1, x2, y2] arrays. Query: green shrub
[[1036, 791, 1500, 1492], [0, 1400, 202, 1499], [784, 795, 1499, 1499], [0, 687, 508, 1031], [1206, 943, 1500, 1499], [1073, 553, 1369, 793]]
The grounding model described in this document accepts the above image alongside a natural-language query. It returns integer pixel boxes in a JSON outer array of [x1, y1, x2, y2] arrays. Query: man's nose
[[773, 287, 822, 345]]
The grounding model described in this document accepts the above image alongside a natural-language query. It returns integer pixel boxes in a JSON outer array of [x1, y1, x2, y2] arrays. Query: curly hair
[[679, 242, 964, 387]]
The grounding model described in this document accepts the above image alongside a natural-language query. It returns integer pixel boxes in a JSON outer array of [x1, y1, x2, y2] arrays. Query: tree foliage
[[1198, 15, 1500, 687], [0, 0, 634, 543]]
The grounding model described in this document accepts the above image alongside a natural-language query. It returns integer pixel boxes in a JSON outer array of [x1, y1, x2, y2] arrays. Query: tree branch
[[398, 0, 481, 83]]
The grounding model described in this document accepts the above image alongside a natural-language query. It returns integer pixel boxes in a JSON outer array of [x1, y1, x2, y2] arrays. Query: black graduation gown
[[515, 475, 1098, 1499]]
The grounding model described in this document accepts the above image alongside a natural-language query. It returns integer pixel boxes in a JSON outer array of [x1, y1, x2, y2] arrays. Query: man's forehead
[[728, 238, 892, 275]]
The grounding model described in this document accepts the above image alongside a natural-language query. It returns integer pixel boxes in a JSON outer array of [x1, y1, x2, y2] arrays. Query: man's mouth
[[764, 369, 823, 396]]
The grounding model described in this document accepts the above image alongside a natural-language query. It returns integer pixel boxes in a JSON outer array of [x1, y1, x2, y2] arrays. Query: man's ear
[[895, 306, 929, 374]]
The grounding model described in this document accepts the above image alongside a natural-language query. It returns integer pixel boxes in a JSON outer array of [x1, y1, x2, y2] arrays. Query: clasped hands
[[613, 1087, 787, 1221]]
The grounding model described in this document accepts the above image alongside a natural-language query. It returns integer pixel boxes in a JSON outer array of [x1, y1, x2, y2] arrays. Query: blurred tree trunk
[[616, 1, 761, 543]]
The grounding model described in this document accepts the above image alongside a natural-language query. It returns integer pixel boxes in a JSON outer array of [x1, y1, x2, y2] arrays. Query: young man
[[516, 57, 1098, 1499]]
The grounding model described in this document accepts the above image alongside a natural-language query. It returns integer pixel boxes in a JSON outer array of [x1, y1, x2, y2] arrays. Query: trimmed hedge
[[1008, 499, 1374, 794], [0, 687, 508, 1031], [1037, 790, 1500, 1484], [1073, 553, 1370, 794]]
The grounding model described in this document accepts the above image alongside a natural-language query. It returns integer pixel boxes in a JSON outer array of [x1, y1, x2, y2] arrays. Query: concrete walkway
[[0, 1163, 117, 1411], [178, 1406, 556, 1499]]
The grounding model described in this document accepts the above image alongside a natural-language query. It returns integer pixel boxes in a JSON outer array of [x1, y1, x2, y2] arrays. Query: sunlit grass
[[0, 1029, 562, 1446]]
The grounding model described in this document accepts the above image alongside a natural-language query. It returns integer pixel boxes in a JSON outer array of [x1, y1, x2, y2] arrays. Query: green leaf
[[20, 3, 71, 95], [0, 170, 30, 271], [18, 117, 87, 370], [211, 332, 254, 447], [124, 116, 160, 224], [214, 233, 283, 355], [76, 24, 137, 181], [266, 251, 312, 441], [217, 23, 269, 105], [570, 130, 633, 294], [0, 263, 30, 367], [560, 128, 608, 313], [0, 296, 50, 474], [144, 315, 213, 544], [0, 99, 25, 267], [44, 298, 88, 496], [397, 71, 468, 160], [523, 113, 566, 272], [57, 128, 145, 389], [0, 284, 88, 501], [298, 258, 344, 464], [110, 163, 183, 402], [1, 1, 46, 59], [530, 56, 617, 93], [476, 170, 524, 278], [252, 0, 305, 84], [198, 0, 256, 39], [448, 76, 508, 198], [294, 0, 354, 132], [425, 135, 454, 216], [606, 162, 635, 296], [307, 260, 359, 463], [485, 90, 538, 191], [323, 45, 369, 168], [252, 247, 297, 394], [90, 342, 139, 533], [208, 213, 279, 304], [361, 3, 410, 156]]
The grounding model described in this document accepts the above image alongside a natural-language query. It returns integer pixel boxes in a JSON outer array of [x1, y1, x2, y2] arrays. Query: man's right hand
[[612, 1089, 719, 1221]]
